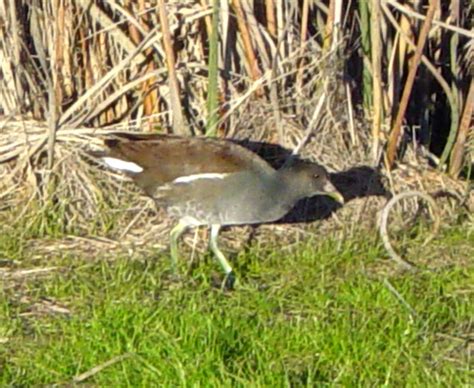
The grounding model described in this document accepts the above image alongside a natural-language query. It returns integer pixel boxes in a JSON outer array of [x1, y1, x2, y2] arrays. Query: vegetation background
[[0, 0, 472, 385]]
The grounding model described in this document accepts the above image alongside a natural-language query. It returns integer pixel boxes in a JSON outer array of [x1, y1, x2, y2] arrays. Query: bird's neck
[[273, 169, 309, 204]]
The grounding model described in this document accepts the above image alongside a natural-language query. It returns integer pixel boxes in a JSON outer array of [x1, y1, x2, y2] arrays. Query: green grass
[[0, 225, 472, 386]]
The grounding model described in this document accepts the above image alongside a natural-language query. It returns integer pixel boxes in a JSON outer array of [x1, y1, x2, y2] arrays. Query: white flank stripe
[[101, 157, 144, 173], [174, 173, 227, 184]]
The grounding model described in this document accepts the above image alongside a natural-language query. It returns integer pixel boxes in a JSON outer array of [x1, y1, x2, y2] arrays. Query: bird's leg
[[209, 224, 236, 290], [169, 220, 189, 272]]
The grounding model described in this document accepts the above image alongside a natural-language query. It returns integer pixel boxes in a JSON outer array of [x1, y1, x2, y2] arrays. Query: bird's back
[[101, 133, 275, 196]]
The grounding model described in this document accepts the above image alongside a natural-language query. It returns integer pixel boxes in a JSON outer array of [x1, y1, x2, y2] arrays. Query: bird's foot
[[162, 267, 184, 286], [221, 271, 238, 291]]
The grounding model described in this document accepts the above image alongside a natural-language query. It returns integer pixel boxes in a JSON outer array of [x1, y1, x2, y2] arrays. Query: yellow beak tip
[[330, 192, 345, 204]]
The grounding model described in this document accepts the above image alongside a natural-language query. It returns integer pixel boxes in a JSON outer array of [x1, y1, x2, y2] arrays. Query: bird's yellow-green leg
[[209, 224, 237, 289], [169, 220, 189, 272]]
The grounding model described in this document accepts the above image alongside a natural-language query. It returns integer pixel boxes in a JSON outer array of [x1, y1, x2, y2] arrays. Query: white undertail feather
[[173, 173, 228, 184], [101, 157, 144, 173]]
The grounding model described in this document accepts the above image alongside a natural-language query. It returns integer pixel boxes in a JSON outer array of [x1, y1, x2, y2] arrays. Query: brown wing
[[102, 133, 274, 196]]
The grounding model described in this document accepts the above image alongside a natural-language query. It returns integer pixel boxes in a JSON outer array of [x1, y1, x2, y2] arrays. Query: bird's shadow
[[232, 139, 389, 224]]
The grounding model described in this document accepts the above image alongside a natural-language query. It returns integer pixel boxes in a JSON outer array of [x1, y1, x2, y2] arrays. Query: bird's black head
[[280, 161, 344, 203]]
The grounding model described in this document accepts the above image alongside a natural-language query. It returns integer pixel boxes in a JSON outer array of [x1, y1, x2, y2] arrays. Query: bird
[[95, 132, 344, 287]]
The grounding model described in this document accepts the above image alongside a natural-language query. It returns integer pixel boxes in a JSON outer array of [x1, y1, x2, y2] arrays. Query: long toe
[[221, 271, 238, 291]]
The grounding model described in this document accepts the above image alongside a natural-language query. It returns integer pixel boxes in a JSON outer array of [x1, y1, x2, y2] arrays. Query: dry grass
[[0, 114, 471, 268], [0, 1, 472, 264], [0, 4, 472, 385]]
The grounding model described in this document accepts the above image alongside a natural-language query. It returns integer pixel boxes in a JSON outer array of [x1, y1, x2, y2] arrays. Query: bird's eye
[[314, 174, 319, 179]]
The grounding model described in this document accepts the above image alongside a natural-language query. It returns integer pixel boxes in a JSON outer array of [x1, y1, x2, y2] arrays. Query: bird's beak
[[322, 181, 345, 204]]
